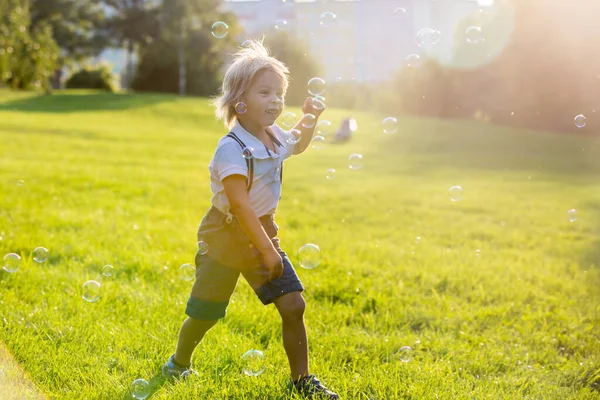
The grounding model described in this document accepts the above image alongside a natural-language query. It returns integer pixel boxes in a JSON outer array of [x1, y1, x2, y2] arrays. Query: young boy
[[162, 40, 340, 399]]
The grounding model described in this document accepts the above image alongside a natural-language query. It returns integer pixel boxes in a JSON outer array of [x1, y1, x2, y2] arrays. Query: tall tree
[[29, 0, 107, 65], [101, 0, 161, 89]]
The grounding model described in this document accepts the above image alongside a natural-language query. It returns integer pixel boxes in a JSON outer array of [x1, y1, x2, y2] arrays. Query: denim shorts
[[185, 249, 304, 320]]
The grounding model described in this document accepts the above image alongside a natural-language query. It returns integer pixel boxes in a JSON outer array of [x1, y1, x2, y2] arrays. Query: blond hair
[[213, 39, 290, 129]]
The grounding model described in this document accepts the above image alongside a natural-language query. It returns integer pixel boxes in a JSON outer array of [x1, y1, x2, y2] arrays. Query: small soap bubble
[[302, 114, 317, 129], [242, 147, 254, 160], [307, 77, 326, 96], [281, 112, 297, 129], [2, 253, 21, 273], [311, 135, 326, 150], [382, 117, 398, 134], [399, 346, 413, 362], [417, 28, 441, 48], [101, 264, 114, 277], [286, 129, 301, 145], [449, 186, 463, 202], [415, 236, 421, 244], [197, 241, 209, 255], [574, 114, 586, 128], [475, 249, 481, 257], [242, 349, 266, 376], [275, 19, 288, 30], [33, 247, 49, 263], [211, 21, 228, 39], [311, 97, 326, 111], [298, 244, 321, 269], [568, 209, 578, 222], [180, 370, 199, 379], [82, 280, 101, 302], [235, 102, 247, 114], [348, 153, 363, 170], [131, 378, 150, 400], [394, 7, 407, 18], [17, 180, 24, 186], [406, 54, 421, 68], [319, 11, 337, 27], [179, 263, 196, 281], [316, 120, 333, 136], [326, 168, 336, 179], [465, 26, 483, 44], [241, 40, 253, 48]]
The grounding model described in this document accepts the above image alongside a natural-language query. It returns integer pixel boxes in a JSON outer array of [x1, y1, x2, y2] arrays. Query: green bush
[[65, 64, 118, 92], [0, 0, 59, 91]]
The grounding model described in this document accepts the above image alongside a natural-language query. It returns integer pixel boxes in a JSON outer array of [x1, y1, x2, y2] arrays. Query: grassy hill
[[0, 89, 599, 399]]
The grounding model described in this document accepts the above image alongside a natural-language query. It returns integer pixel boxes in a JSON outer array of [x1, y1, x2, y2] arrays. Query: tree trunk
[[178, 21, 186, 96]]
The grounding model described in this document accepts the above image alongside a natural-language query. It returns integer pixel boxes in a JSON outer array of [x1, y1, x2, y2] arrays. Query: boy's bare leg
[[174, 317, 218, 366], [274, 292, 309, 381]]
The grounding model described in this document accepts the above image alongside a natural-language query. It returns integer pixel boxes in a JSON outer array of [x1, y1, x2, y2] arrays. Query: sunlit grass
[[1, 89, 599, 399]]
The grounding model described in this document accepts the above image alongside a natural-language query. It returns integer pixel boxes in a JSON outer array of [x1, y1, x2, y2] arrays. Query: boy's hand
[[262, 248, 284, 281], [302, 96, 326, 118]]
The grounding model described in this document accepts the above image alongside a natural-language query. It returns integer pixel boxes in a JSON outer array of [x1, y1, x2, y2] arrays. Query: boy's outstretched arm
[[292, 97, 326, 155]]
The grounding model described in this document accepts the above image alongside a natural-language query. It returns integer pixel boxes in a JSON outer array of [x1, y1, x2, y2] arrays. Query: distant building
[[222, 0, 485, 83]]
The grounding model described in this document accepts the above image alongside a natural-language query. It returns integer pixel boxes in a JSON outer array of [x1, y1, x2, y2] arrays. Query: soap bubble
[[417, 28, 441, 48], [17, 180, 24, 186], [241, 40, 253, 48], [197, 241, 209, 255], [449, 186, 463, 202], [348, 153, 363, 170], [326, 168, 336, 179], [235, 102, 247, 114], [394, 7, 407, 18], [298, 244, 321, 269], [281, 112, 297, 128], [101, 264, 114, 277], [82, 280, 101, 302], [180, 369, 199, 379], [275, 19, 288, 30], [574, 114, 586, 128], [311, 97, 326, 111], [382, 117, 398, 134], [179, 263, 196, 281], [307, 77, 326, 96], [302, 114, 317, 129], [131, 378, 150, 399], [320, 11, 337, 28], [568, 209, 578, 222], [399, 346, 413, 362], [465, 26, 483, 44], [2, 253, 21, 273], [242, 147, 254, 160], [33, 247, 49, 263], [311, 135, 326, 150], [406, 54, 422, 68], [316, 120, 333, 137], [286, 129, 301, 145], [242, 349, 266, 376], [211, 21, 228, 39]]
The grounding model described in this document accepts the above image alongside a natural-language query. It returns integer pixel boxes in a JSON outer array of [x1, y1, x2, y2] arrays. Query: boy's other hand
[[262, 248, 284, 281], [302, 96, 325, 118]]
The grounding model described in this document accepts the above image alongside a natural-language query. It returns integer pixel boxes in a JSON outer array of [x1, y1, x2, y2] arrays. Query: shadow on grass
[[0, 91, 171, 114]]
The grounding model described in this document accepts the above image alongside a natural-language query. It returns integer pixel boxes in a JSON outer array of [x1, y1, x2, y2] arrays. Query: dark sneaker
[[161, 354, 195, 379], [291, 375, 340, 399]]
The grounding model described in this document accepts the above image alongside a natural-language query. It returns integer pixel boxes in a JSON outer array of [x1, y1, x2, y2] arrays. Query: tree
[[263, 32, 322, 107], [29, 0, 107, 65], [0, 0, 59, 91], [132, 0, 239, 96]]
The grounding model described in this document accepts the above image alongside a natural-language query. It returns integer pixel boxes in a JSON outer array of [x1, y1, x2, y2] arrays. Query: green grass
[[0, 89, 599, 399]]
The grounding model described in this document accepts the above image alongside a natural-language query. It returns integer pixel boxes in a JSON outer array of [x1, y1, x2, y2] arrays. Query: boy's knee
[[185, 296, 229, 320]]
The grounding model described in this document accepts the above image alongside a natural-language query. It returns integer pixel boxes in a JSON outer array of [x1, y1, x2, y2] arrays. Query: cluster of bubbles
[[2, 246, 48, 273]]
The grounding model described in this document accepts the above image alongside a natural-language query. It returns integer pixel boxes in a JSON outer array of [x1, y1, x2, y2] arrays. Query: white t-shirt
[[209, 122, 295, 217]]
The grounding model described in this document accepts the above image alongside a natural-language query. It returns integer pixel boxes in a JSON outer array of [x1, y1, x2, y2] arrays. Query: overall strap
[[226, 132, 254, 192], [265, 129, 284, 184]]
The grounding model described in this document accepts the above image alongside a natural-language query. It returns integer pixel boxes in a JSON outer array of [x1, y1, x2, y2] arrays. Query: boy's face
[[240, 69, 285, 128]]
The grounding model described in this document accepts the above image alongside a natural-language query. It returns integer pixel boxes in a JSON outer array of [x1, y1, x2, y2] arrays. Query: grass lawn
[[0, 89, 599, 399]]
